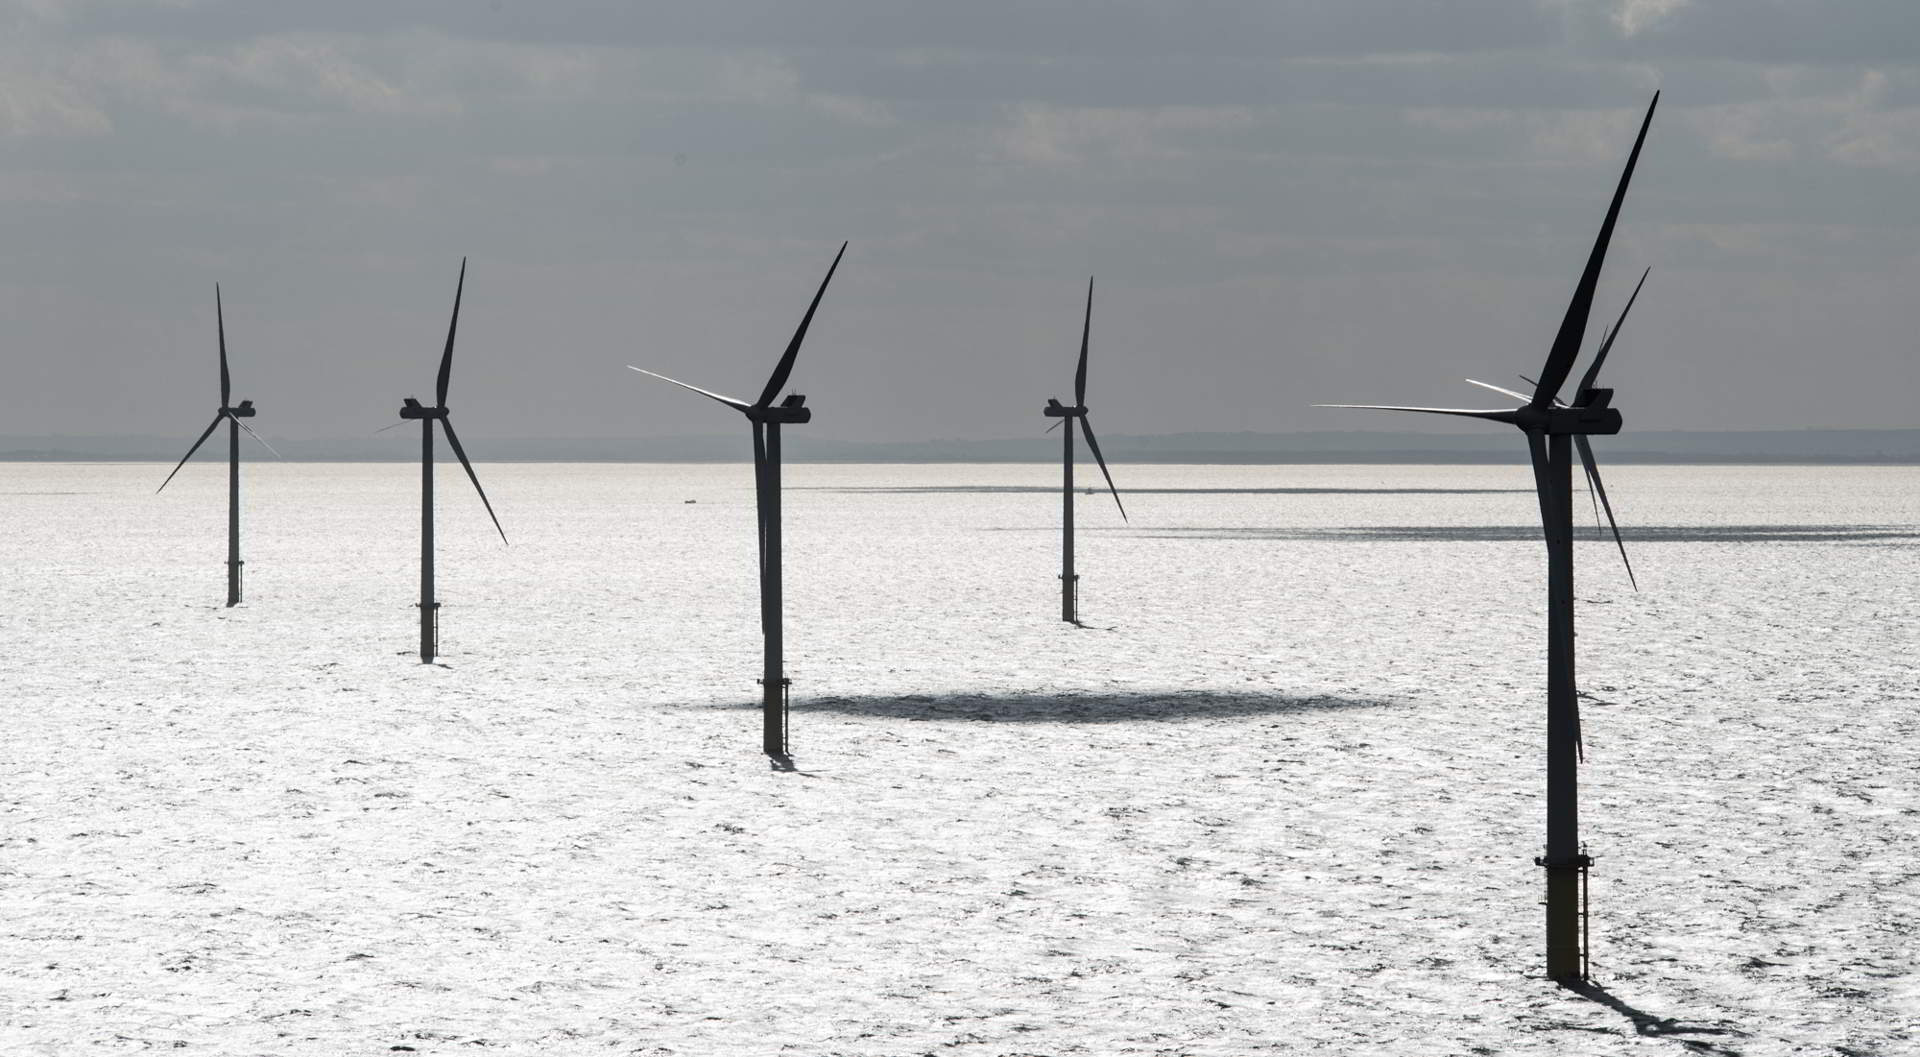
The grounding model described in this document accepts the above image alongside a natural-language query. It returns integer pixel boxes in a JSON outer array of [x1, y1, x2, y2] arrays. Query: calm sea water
[[2, 461, 1914, 1053]]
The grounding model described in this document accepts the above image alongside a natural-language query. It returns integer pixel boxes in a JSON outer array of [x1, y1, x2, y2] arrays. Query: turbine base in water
[[759, 676, 791, 760], [418, 600, 440, 663], [1537, 850, 1596, 981]]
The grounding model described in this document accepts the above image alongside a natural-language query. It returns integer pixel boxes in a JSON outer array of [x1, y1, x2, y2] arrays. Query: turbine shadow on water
[[1128, 524, 1920, 545], [714, 690, 1393, 725], [811, 485, 1533, 496], [1561, 980, 1748, 1056]]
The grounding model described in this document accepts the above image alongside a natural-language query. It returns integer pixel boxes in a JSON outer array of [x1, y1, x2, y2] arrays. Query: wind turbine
[[398, 258, 507, 664], [628, 241, 846, 765], [1318, 92, 1658, 983], [1043, 277, 1126, 624], [158, 285, 279, 606]]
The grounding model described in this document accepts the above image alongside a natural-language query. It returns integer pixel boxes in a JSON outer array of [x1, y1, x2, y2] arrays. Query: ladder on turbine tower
[[1580, 845, 1594, 979], [416, 600, 441, 656], [1537, 845, 1596, 980], [758, 675, 792, 757]]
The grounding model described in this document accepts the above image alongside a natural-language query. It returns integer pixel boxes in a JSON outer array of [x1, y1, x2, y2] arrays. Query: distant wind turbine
[[629, 241, 846, 766], [1043, 277, 1126, 624], [399, 259, 507, 664], [1318, 92, 1659, 983], [157, 285, 279, 606]]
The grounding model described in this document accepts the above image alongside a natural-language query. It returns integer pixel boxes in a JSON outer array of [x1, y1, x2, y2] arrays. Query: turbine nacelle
[[748, 395, 811, 425], [399, 397, 448, 420], [224, 400, 257, 418], [1523, 402, 1623, 437], [1043, 400, 1087, 418]]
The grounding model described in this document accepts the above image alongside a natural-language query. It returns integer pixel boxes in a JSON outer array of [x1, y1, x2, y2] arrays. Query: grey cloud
[[66, 1, 1563, 60], [790, 51, 1655, 111], [1595, 1, 1920, 64], [0, 0, 1915, 447]]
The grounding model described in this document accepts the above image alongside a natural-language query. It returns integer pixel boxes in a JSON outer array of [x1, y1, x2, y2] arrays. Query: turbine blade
[[752, 423, 768, 570], [1079, 416, 1126, 522], [757, 241, 847, 409], [628, 367, 750, 411], [1465, 378, 1531, 402], [373, 420, 409, 435], [438, 416, 507, 545], [1531, 92, 1658, 410], [1528, 432, 1584, 763], [1043, 418, 1066, 434], [1575, 435, 1637, 590], [752, 421, 769, 632], [1525, 430, 1556, 549], [1576, 267, 1650, 397], [1314, 404, 1523, 425], [1575, 702, 1585, 764], [1517, 374, 1569, 409], [234, 418, 281, 458], [216, 284, 230, 407], [1074, 276, 1092, 406], [157, 414, 224, 493], [436, 258, 466, 407], [1577, 437, 1603, 528]]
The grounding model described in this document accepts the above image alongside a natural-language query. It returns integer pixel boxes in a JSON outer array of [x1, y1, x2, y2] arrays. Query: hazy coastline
[[9, 428, 1920, 464]]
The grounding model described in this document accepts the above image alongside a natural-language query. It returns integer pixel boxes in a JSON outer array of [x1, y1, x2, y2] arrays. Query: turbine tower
[[158, 285, 279, 606], [1319, 92, 1658, 982], [629, 241, 846, 766], [1042, 277, 1126, 624], [399, 258, 507, 663]]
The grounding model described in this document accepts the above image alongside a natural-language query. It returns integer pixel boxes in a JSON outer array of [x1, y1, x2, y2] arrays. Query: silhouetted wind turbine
[[1043, 277, 1126, 623], [628, 241, 846, 765], [157, 285, 279, 606], [399, 259, 507, 664], [1318, 92, 1658, 983]]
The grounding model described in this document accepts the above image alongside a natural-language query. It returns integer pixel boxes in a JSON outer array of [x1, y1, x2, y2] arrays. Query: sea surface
[[2, 461, 1914, 1055]]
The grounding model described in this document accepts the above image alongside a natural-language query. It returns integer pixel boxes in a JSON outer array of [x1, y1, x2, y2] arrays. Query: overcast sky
[[2, 0, 1916, 443]]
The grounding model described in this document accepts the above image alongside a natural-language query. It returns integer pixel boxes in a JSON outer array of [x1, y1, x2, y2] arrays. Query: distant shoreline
[[7, 453, 1919, 466], [5, 428, 1918, 466]]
